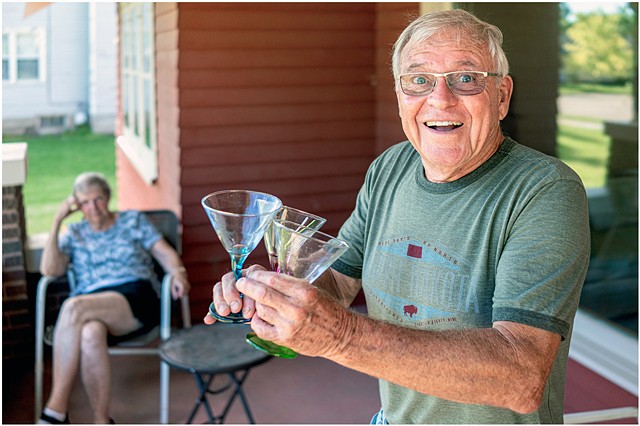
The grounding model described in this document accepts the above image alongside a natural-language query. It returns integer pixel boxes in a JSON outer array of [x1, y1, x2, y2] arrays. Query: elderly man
[[206, 9, 589, 424]]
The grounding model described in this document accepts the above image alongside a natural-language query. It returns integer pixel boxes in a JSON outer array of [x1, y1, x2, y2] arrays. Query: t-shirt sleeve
[[58, 223, 78, 258], [492, 178, 591, 339], [136, 212, 163, 250], [332, 161, 379, 280]]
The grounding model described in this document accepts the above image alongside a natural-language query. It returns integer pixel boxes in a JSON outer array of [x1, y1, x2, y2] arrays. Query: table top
[[159, 324, 271, 374]]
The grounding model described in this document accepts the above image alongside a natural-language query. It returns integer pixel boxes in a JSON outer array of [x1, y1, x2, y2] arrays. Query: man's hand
[[203, 264, 265, 324], [235, 268, 350, 358]]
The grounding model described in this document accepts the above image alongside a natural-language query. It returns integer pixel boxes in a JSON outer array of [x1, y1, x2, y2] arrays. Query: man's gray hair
[[391, 9, 509, 80], [73, 172, 111, 199]]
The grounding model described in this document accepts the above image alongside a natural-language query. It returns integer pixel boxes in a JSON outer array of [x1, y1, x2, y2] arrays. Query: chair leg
[[34, 277, 52, 422], [160, 361, 170, 424]]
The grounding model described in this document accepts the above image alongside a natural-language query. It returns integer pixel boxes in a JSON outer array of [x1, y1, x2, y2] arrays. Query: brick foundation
[[2, 185, 32, 360]]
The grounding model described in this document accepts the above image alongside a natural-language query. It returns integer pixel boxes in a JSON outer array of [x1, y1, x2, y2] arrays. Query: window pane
[[142, 4, 152, 72], [16, 33, 38, 56], [123, 74, 130, 127], [118, 2, 157, 183], [17, 59, 38, 79], [144, 79, 152, 148], [3, 34, 9, 58], [2, 59, 9, 80]]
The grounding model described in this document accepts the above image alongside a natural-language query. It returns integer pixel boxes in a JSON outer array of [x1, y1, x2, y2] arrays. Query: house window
[[2, 29, 45, 83], [117, 3, 157, 183]]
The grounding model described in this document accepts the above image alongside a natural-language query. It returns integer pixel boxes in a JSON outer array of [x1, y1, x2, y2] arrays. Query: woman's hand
[[171, 267, 190, 299], [55, 195, 79, 223], [203, 264, 266, 324]]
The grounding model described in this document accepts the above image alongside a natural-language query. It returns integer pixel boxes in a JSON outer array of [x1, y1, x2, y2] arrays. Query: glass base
[[208, 302, 251, 324], [245, 332, 298, 359]]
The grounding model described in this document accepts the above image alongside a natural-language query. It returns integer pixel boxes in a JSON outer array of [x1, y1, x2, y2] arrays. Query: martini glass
[[202, 190, 282, 324], [246, 218, 349, 358], [263, 206, 326, 271]]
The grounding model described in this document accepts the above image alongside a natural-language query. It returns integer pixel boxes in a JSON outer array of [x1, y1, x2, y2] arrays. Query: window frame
[[2, 28, 46, 84], [117, 2, 158, 184]]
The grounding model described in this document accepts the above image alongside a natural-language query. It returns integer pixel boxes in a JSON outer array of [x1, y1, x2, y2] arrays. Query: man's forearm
[[326, 310, 559, 414]]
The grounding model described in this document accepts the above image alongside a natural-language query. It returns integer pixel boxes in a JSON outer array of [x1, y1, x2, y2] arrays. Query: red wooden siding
[[374, 3, 418, 154], [175, 3, 379, 312], [115, 3, 415, 316]]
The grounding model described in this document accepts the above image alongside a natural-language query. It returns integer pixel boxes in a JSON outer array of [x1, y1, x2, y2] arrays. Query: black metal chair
[[34, 209, 191, 423]]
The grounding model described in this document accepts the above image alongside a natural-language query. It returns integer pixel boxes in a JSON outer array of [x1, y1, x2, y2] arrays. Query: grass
[[559, 82, 633, 95], [556, 122, 610, 188], [3, 126, 117, 235]]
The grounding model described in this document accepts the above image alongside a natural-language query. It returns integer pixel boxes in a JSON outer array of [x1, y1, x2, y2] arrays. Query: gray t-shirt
[[333, 138, 590, 424], [59, 210, 162, 296]]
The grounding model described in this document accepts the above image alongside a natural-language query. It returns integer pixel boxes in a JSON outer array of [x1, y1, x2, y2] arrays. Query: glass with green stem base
[[202, 190, 282, 324], [263, 206, 327, 272], [245, 218, 349, 358]]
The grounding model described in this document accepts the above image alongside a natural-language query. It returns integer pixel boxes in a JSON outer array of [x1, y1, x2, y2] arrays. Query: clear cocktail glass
[[246, 218, 349, 358], [202, 190, 282, 324]]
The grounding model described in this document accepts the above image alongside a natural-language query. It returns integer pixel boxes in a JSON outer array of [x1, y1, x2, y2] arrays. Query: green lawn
[[557, 122, 610, 188], [559, 82, 633, 95], [3, 126, 117, 235]]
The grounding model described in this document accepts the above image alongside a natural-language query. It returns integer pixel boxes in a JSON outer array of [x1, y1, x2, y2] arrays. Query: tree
[[562, 8, 634, 84]]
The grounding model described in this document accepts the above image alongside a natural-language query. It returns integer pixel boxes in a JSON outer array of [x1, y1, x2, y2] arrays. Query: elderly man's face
[[396, 30, 513, 182]]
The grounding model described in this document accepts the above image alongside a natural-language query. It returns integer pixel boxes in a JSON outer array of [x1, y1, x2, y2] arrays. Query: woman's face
[[75, 185, 110, 227]]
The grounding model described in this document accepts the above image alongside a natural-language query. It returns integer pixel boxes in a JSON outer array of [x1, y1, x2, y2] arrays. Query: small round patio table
[[159, 323, 271, 424]]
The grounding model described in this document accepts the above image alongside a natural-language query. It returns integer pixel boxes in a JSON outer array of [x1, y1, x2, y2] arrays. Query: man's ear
[[498, 75, 513, 121]]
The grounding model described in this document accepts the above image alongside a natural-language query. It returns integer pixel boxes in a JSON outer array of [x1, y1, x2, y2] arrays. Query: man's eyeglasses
[[398, 71, 501, 96]]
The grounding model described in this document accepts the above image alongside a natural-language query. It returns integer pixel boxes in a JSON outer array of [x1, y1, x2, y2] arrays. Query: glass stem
[[231, 255, 247, 281]]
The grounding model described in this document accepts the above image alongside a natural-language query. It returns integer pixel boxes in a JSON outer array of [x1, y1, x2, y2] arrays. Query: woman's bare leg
[[44, 292, 142, 421], [80, 320, 112, 423]]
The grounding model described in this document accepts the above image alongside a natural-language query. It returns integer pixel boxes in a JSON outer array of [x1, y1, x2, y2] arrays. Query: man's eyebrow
[[453, 60, 480, 68], [405, 60, 481, 72]]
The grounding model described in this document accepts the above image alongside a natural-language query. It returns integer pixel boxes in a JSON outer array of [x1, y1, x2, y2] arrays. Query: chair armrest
[[159, 273, 192, 341]]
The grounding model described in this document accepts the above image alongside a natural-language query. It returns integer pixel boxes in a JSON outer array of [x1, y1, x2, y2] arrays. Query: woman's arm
[[150, 238, 191, 299], [40, 196, 76, 276]]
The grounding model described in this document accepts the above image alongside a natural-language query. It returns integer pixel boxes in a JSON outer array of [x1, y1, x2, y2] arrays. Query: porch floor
[[3, 347, 637, 424]]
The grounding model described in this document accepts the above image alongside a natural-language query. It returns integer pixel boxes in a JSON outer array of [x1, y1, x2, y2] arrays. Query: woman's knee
[[59, 296, 89, 324], [81, 321, 108, 350], [59, 294, 105, 324]]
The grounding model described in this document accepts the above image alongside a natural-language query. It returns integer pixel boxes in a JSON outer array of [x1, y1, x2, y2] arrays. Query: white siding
[[2, 2, 116, 134], [89, 3, 117, 134]]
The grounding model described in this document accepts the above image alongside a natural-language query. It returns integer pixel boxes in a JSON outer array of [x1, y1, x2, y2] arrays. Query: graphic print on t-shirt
[[364, 236, 481, 329]]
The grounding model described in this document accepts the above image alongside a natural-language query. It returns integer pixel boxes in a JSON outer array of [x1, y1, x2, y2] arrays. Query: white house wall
[[2, 2, 115, 135], [88, 2, 117, 134]]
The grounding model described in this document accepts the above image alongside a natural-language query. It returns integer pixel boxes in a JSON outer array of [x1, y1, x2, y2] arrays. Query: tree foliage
[[561, 6, 635, 84]]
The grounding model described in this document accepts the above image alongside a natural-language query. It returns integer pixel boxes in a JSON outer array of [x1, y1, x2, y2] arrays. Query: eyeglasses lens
[[401, 72, 486, 96]]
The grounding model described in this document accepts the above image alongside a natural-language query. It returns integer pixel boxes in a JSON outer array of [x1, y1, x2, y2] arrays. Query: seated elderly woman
[[38, 172, 190, 424]]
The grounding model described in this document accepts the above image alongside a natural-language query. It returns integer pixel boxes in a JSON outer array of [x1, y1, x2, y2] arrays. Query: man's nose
[[427, 76, 458, 109]]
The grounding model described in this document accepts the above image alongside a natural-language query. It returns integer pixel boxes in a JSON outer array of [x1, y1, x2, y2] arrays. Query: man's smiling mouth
[[425, 121, 463, 131]]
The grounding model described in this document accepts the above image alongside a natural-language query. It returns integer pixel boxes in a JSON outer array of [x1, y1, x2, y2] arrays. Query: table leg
[[187, 373, 217, 424], [217, 369, 256, 424], [186, 369, 259, 424]]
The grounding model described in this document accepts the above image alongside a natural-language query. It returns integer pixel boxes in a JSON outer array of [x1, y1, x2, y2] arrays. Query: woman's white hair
[[73, 172, 111, 199], [391, 9, 510, 80]]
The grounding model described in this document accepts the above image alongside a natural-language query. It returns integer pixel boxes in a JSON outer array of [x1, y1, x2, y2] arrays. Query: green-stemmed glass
[[246, 219, 349, 358], [263, 206, 326, 271], [202, 190, 282, 324]]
